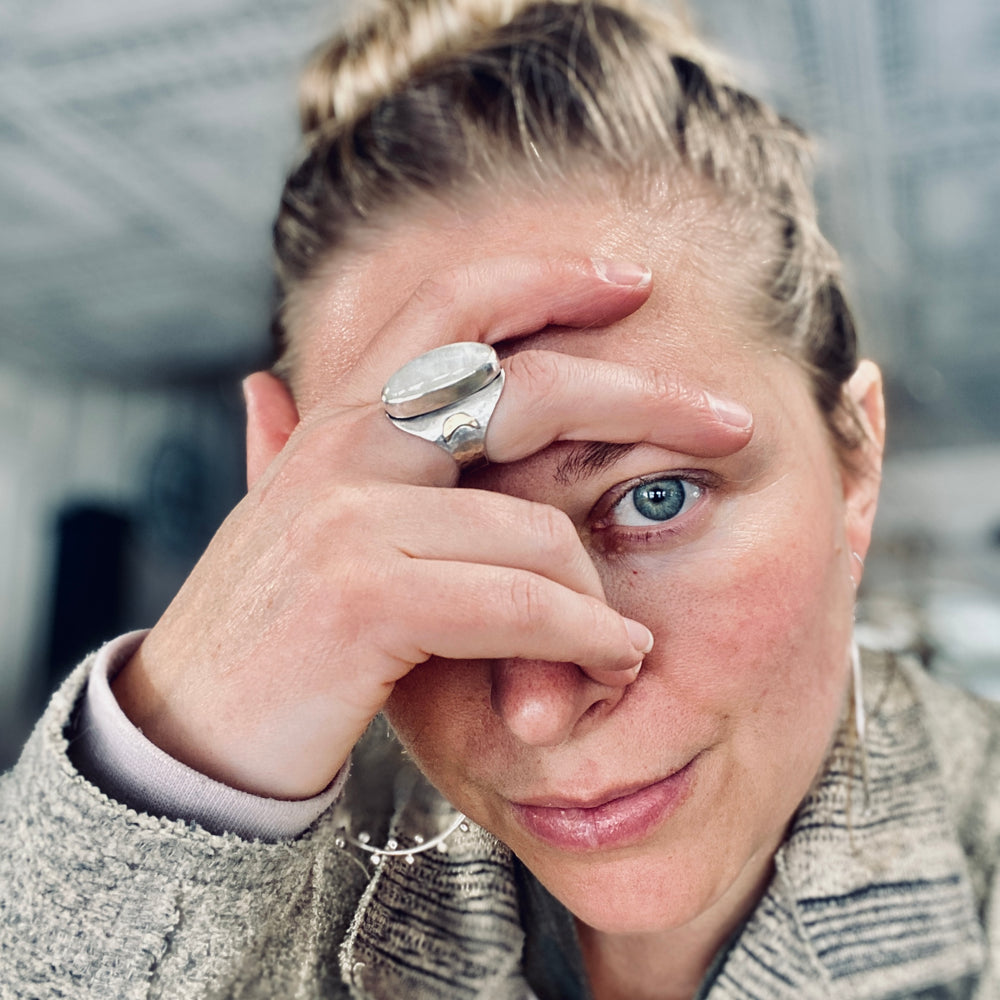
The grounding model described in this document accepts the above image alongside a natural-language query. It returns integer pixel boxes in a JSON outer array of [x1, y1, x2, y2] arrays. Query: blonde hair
[[272, 0, 861, 450]]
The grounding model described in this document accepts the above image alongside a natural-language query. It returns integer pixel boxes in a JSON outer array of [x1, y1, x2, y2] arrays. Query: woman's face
[[293, 182, 881, 937]]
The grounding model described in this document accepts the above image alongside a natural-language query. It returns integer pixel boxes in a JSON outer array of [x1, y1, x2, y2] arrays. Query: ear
[[243, 371, 300, 488], [842, 360, 886, 575]]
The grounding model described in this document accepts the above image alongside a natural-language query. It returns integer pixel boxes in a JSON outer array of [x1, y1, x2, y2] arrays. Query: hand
[[113, 255, 752, 799]]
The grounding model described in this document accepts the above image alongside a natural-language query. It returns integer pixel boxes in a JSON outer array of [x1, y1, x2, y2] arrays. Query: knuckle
[[583, 598, 614, 644], [645, 368, 710, 412], [505, 572, 549, 634], [506, 350, 562, 400], [535, 253, 579, 286], [589, 612, 637, 670], [643, 367, 683, 402], [529, 503, 578, 561], [410, 272, 461, 314]]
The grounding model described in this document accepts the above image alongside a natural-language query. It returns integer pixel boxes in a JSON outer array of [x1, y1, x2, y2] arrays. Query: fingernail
[[624, 618, 654, 654], [707, 392, 752, 429], [593, 258, 652, 288]]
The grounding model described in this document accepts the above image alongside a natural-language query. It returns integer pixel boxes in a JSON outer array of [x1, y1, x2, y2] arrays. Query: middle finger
[[484, 349, 754, 465]]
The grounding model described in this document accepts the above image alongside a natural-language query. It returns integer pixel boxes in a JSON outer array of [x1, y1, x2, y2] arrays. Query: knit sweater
[[1, 650, 998, 999]]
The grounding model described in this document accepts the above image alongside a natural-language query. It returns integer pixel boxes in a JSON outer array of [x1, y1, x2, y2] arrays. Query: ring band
[[382, 342, 505, 470]]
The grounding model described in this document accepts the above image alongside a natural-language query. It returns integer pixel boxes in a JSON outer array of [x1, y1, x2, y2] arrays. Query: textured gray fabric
[[0, 657, 370, 1000], [1, 649, 998, 999]]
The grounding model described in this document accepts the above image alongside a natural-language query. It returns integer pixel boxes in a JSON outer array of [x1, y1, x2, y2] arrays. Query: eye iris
[[632, 480, 686, 521]]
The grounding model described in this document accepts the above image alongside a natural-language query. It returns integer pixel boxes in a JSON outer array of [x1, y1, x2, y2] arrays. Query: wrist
[[112, 641, 351, 799]]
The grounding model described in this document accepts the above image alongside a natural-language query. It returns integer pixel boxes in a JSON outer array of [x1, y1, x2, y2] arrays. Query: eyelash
[[590, 471, 715, 544]]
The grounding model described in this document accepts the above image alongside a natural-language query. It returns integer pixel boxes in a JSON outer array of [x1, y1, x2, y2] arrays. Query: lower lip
[[510, 758, 697, 852]]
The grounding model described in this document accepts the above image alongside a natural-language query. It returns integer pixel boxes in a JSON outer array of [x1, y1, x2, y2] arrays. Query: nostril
[[490, 658, 623, 747], [580, 695, 614, 724]]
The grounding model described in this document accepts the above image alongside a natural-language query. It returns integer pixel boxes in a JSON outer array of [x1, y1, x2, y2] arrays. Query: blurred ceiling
[[1, 0, 341, 381], [2, 0, 1000, 433]]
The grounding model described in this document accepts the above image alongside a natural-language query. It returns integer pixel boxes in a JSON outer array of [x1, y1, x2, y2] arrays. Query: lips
[[509, 756, 698, 851]]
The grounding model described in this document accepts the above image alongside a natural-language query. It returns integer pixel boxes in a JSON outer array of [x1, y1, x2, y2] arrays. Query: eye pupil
[[633, 480, 686, 521]]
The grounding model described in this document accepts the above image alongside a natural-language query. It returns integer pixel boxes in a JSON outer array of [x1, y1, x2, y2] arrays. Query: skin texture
[[114, 180, 884, 998]]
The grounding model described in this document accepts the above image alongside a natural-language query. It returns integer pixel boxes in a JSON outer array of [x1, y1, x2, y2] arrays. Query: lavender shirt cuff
[[71, 631, 348, 842]]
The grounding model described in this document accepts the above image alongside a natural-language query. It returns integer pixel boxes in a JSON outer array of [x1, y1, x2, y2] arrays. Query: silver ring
[[381, 342, 505, 470]]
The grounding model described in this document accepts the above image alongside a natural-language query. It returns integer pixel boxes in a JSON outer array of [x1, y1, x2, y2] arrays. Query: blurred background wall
[[2, 0, 999, 767]]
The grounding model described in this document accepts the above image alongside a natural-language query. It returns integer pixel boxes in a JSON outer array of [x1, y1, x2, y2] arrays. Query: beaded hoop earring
[[335, 814, 470, 867]]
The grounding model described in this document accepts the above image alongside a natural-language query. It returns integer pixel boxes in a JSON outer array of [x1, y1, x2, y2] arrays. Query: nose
[[490, 659, 625, 747]]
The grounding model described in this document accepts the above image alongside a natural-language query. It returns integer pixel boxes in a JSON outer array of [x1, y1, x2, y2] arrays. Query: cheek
[[384, 660, 492, 790], [603, 482, 852, 726]]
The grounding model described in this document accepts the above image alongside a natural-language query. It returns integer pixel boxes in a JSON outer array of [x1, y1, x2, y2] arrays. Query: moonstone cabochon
[[382, 342, 501, 418]]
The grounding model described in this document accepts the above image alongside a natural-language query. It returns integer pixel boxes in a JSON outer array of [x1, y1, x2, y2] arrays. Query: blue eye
[[611, 478, 702, 527]]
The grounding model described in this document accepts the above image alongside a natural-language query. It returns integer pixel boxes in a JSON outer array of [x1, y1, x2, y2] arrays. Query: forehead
[[289, 179, 768, 411]]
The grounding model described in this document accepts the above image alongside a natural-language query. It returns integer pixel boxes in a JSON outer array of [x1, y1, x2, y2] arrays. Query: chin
[[520, 843, 730, 935]]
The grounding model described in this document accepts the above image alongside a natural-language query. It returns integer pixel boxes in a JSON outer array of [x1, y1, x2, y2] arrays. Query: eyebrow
[[553, 442, 639, 486]]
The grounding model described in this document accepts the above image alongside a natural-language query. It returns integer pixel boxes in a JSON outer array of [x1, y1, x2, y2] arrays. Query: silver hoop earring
[[850, 550, 865, 591], [851, 638, 866, 744]]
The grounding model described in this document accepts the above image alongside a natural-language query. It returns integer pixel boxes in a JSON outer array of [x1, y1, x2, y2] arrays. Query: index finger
[[485, 349, 753, 462], [344, 254, 653, 404]]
